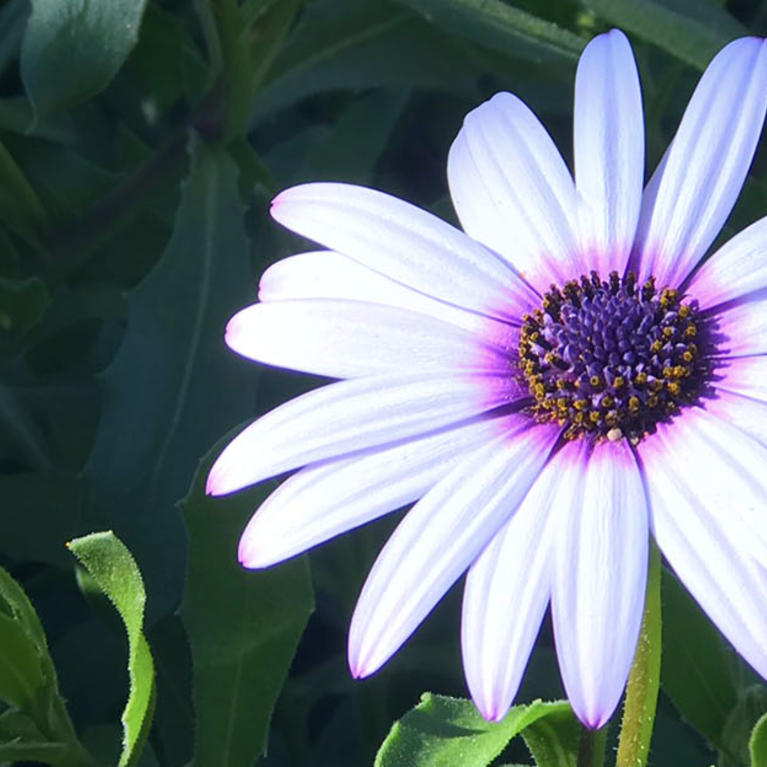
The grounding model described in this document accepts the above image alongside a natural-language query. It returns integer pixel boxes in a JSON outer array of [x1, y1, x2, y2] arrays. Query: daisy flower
[[207, 29, 767, 728]]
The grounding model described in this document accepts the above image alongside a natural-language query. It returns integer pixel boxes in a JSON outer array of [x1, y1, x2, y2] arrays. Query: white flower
[[208, 30, 767, 728]]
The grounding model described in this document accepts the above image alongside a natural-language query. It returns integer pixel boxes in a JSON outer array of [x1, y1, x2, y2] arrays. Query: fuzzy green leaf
[[67, 531, 155, 767], [375, 694, 576, 767]]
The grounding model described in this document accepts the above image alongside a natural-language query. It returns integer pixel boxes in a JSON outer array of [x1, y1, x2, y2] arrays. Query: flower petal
[[447, 92, 581, 290], [238, 414, 518, 567], [633, 37, 767, 288], [225, 299, 515, 377], [706, 296, 767, 357], [462, 449, 572, 721], [207, 372, 525, 495], [574, 29, 644, 274], [703, 388, 767, 448], [636, 406, 767, 570], [686, 215, 767, 308], [348, 423, 561, 678], [551, 439, 648, 729], [258, 250, 504, 334], [641, 424, 767, 681], [271, 183, 538, 320], [715, 355, 767, 402]]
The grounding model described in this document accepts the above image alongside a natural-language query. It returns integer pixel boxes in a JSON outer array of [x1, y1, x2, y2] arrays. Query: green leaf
[[576, 0, 746, 70], [20, 0, 150, 117], [81, 136, 254, 622], [720, 686, 767, 767], [750, 711, 767, 767], [180, 436, 314, 767], [521, 706, 580, 767], [252, 0, 482, 121], [67, 531, 155, 767], [375, 694, 577, 767], [660, 568, 739, 754], [394, 0, 585, 64]]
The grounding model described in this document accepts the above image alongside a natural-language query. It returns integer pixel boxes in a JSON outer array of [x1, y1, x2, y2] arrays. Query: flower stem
[[616, 540, 662, 767], [577, 724, 607, 767]]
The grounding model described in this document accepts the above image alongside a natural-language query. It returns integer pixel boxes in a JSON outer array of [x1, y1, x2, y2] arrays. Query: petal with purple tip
[[633, 37, 767, 288], [551, 439, 648, 729], [348, 423, 560, 678], [238, 413, 519, 568]]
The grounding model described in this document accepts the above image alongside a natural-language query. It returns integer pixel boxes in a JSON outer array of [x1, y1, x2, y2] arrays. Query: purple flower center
[[517, 271, 712, 443]]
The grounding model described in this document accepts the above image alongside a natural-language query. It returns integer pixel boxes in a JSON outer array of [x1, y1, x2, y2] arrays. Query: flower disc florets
[[518, 271, 708, 443]]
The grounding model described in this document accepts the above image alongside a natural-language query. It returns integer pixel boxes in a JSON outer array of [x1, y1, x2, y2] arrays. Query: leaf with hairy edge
[[750, 711, 767, 767], [394, 0, 584, 64], [375, 694, 578, 767], [81, 137, 254, 622], [575, 0, 745, 70], [68, 531, 155, 767], [180, 434, 314, 766], [20, 0, 149, 117]]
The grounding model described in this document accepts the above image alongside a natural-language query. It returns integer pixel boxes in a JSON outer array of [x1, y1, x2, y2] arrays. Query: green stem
[[616, 541, 662, 767], [577, 724, 607, 767]]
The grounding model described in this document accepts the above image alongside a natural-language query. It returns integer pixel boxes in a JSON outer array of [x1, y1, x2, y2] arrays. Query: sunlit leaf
[[375, 694, 577, 767], [67, 531, 155, 767]]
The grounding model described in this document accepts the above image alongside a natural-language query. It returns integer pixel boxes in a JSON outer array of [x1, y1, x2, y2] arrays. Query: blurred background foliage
[[0, 0, 766, 765]]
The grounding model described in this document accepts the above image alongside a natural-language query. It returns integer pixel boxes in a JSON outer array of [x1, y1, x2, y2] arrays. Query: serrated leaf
[[750, 711, 767, 767], [20, 0, 150, 117], [660, 568, 739, 754], [375, 694, 576, 767], [576, 0, 745, 70], [67, 531, 155, 767], [81, 136, 254, 622], [395, 0, 584, 64], [180, 435, 314, 767]]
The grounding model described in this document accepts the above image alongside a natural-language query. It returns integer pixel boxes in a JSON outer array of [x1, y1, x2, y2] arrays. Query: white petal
[[207, 372, 525, 495], [686, 215, 767, 308], [271, 183, 538, 321], [642, 425, 767, 681], [447, 92, 581, 290], [239, 414, 519, 567], [574, 30, 644, 274], [706, 296, 767, 357], [633, 37, 767, 288], [258, 250, 505, 334], [703, 389, 767, 448], [225, 299, 515, 378], [715, 356, 767, 402], [637, 407, 767, 571], [552, 439, 648, 729], [348, 423, 561, 677], [462, 449, 572, 721]]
